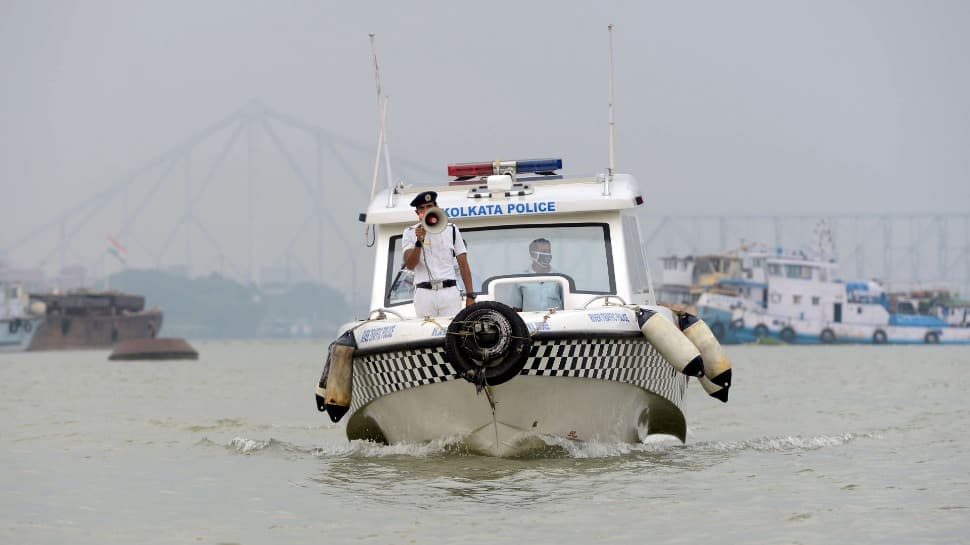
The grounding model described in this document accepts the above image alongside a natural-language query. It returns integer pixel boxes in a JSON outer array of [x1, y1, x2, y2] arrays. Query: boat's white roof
[[363, 173, 642, 226]]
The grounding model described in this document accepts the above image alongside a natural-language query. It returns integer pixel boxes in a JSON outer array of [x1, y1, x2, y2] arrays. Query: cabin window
[[811, 296, 820, 306], [785, 265, 812, 279], [767, 264, 782, 277], [385, 222, 615, 307], [793, 294, 802, 304], [622, 216, 650, 295]]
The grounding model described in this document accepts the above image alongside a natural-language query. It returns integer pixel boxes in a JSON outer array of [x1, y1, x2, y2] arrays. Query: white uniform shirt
[[402, 223, 468, 284]]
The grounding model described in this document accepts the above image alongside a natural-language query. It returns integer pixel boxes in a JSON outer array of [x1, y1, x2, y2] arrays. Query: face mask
[[531, 251, 552, 267]]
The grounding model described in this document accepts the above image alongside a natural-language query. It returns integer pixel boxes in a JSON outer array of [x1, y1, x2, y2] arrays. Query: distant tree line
[[109, 269, 350, 339]]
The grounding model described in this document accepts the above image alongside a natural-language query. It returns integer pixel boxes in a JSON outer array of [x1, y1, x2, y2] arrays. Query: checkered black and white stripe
[[349, 336, 687, 415], [349, 347, 454, 414], [524, 338, 684, 399]]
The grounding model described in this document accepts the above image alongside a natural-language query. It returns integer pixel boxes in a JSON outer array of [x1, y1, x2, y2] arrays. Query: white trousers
[[413, 286, 461, 317]]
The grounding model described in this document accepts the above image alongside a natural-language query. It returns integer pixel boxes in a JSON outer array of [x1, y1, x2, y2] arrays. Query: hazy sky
[[2, 1, 969, 290]]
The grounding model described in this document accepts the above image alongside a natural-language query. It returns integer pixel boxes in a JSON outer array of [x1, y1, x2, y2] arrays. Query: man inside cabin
[[402, 190, 476, 317], [508, 237, 564, 312]]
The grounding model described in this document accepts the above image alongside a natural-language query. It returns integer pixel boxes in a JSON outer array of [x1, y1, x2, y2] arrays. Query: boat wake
[[203, 430, 880, 461], [691, 431, 880, 454]]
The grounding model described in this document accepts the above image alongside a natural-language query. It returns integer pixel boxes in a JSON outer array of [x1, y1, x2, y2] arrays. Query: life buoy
[[780, 327, 796, 343], [753, 324, 769, 338], [872, 330, 887, 344], [445, 301, 531, 386], [820, 328, 835, 344], [924, 331, 940, 344]]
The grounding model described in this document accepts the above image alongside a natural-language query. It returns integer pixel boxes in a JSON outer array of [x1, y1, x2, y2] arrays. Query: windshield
[[385, 223, 614, 306]]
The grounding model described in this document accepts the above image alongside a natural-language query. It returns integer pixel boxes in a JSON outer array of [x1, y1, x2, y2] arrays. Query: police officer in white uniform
[[403, 191, 476, 317]]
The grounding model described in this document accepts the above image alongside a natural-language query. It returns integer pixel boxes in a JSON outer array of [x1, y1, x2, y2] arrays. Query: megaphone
[[421, 206, 449, 234]]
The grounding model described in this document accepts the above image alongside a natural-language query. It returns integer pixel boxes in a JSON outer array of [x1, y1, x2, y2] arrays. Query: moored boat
[[680, 248, 970, 345], [25, 289, 163, 351], [1, 281, 45, 353]]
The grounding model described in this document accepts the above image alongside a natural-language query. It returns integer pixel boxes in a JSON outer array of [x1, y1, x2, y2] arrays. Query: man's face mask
[[531, 251, 552, 267]]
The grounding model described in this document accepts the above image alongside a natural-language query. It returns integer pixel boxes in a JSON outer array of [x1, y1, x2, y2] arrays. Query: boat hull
[[699, 301, 970, 345], [344, 335, 688, 456], [0, 317, 44, 353], [26, 310, 163, 351]]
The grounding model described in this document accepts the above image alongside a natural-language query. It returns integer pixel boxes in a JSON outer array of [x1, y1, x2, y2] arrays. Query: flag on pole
[[107, 235, 127, 265]]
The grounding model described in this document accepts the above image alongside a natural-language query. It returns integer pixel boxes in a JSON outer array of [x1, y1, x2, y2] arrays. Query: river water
[[2, 341, 968, 544]]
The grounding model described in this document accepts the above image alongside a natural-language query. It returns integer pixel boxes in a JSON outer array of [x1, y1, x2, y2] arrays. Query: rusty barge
[[25, 290, 163, 351]]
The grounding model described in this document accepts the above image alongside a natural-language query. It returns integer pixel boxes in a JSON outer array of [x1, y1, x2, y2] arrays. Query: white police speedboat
[[314, 159, 733, 456]]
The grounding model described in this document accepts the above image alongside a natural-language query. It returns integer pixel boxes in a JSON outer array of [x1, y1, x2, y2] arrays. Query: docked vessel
[[1, 282, 45, 352], [662, 247, 970, 345], [895, 288, 970, 329], [24, 289, 163, 351], [314, 159, 733, 456]]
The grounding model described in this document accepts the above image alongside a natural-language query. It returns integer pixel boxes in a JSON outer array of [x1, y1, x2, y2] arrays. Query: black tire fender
[[872, 329, 887, 344], [820, 328, 836, 344], [924, 331, 939, 344], [780, 327, 796, 343], [444, 301, 532, 386], [753, 324, 769, 338]]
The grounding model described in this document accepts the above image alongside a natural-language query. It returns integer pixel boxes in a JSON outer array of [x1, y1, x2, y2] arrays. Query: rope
[[440, 317, 533, 341], [467, 367, 497, 411]]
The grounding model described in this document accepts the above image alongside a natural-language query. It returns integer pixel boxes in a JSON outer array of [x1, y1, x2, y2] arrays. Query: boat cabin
[[1, 282, 30, 320], [359, 159, 650, 316]]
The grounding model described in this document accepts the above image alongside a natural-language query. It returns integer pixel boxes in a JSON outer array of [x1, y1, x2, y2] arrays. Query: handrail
[[367, 308, 405, 320], [583, 295, 628, 309]]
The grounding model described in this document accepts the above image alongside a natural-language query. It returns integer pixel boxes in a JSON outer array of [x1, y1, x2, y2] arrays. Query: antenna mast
[[605, 24, 616, 196], [369, 34, 395, 208]]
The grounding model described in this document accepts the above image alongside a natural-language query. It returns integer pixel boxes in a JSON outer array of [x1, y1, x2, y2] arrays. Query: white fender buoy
[[637, 308, 704, 377], [697, 375, 728, 402], [316, 329, 357, 423], [678, 312, 732, 402]]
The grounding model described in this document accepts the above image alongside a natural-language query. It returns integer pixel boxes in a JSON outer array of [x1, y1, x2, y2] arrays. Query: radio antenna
[[369, 95, 388, 202], [364, 94, 388, 247], [369, 33, 395, 208], [605, 23, 616, 196]]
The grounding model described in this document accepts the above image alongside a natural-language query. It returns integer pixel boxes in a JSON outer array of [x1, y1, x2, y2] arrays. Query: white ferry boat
[[0, 282, 45, 352], [314, 159, 733, 456], [669, 248, 970, 345]]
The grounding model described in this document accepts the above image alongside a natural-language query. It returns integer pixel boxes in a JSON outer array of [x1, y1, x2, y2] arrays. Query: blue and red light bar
[[447, 158, 563, 178]]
